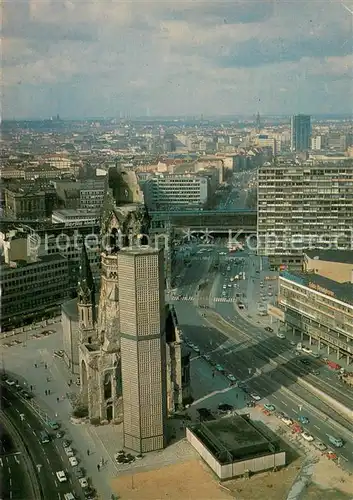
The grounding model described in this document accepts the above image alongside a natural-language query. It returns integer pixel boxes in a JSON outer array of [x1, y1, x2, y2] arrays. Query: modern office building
[[53, 178, 106, 210], [52, 209, 100, 226], [1, 222, 101, 297], [257, 161, 353, 269], [118, 247, 167, 452], [142, 173, 209, 210], [1, 236, 69, 329], [290, 114, 311, 152], [269, 268, 353, 365]]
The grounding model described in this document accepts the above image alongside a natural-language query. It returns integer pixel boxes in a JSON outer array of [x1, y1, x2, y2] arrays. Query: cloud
[[2, 0, 352, 118]]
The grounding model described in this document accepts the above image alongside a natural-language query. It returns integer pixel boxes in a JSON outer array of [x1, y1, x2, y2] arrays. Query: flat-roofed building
[[143, 173, 209, 210], [257, 161, 353, 269], [1, 242, 69, 329], [270, 270, 353, 365], [52, 209, 99, 226], [187, 414, 285, 480], [303, 250, 353, 284], [118, 246, 167, 453]]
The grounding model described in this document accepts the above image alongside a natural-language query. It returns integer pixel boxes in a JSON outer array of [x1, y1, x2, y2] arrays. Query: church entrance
[[106, 403, 113, 422]]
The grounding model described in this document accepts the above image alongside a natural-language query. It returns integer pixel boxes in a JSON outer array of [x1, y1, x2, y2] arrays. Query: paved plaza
[[2, 324, 249, 499]]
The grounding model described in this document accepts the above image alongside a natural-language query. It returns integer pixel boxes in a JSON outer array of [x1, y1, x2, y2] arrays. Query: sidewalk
[[3, 339, 123, 500]]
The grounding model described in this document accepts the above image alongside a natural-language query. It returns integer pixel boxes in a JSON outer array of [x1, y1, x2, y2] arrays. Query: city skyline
[[3, 0, 352, 119]]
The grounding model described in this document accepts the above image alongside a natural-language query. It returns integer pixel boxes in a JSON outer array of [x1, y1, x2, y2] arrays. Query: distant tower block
[[118, 247, 167, 453], [256, 112, 261, 133]]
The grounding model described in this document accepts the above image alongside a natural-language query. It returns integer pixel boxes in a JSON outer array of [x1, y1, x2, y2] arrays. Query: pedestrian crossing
[[213, 297, 238, 303], [170, 296, 195, 302]]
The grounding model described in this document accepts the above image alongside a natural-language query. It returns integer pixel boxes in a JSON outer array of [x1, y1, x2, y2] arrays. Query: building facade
[[1, 238, 69, 329], [257, 161, 353, 269], [270, 270, 353, 365], [72, 167, 191, 448], [291, 114, 311, 152], [142, 173, 209, 210], [119, 247, 167, 452], [52, 209, 100, 226]]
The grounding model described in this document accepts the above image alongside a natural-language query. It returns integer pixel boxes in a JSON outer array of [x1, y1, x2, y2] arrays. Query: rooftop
[[120, 245, 161, 256], [190, 415, 280, 464], [280, 270, 353, 306], [304, 249, 353, 265]]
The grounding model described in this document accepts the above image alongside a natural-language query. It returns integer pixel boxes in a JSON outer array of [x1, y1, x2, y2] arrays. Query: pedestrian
[[46, 377, 50, 382], [97, 463, 100, 472], [70, 379, 72, 384], [44, 363, 47, 369], [87, 449, 90, 456], [30, 385, 33, 391], [48, 389, 51, 395], [45, 390, 47, 396], [34, 363, 37, 368], [56, 397, 59, 403], [55, 413, 58, 418]]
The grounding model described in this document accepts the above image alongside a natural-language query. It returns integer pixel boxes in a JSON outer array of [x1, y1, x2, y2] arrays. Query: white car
[[302, 347, 312, 354], [69, 456, 78, 467], [301, 432, 314, 442], [79, 477, 89, 488], [250, 393, 261, 401], [64, 447, 74, 457], [227, 374, 237, 383], [277, 333, 286, 339], [56, 470, 67, 482], [281, 416, 293, 426]]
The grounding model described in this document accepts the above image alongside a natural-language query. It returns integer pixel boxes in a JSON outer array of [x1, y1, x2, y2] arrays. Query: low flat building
[[52, 209, 99, 226], [270, 270, 353, 364], [186, 414, 285, 480], [303, 250, 353, 283]]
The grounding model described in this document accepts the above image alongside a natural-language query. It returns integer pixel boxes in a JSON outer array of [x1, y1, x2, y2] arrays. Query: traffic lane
[[0, 451, 32, 500], [182, 311, 353, 437], [249, 378, 353, 465], [211, 310, 353, 413], [3, 397, 65, 499], [2, 387, 80, 499], [221, 305, 353, 401]]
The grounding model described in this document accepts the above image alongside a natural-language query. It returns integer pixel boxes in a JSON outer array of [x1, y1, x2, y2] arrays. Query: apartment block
[[270, 270, 353, 365], [257, 161, 353, 269], [118, 247, 167, 453]]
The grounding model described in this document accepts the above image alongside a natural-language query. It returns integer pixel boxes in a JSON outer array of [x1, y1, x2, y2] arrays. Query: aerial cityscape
[[1, 1, 353, 500]]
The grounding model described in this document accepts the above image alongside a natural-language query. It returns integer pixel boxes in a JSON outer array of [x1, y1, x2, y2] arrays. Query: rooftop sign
[[308, 282, 335, 297]]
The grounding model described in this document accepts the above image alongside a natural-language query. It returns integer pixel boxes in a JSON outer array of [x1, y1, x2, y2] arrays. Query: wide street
[[0, 423, 33, 500], [1, 384, 83, 500], [172, 244, 353, 467]]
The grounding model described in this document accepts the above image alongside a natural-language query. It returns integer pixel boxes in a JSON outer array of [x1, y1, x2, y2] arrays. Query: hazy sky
[[2, 0, 353, 119]]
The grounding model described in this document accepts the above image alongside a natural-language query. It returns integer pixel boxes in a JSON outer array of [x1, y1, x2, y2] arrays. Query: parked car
[[281, 416, 293, 426], [79, 477, 89, 489], [301, 432, 314, 442], [227, 374, 237, 383], [69, 456, 78, 467], [250, 393, 261, 401], [215, 364, 225, 372], [263, 404, 275, 412], [64, 447, 74, 457], [63, 439, 71, 448], [313, 441, 327, 451], [264, 327, 273, 333]]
